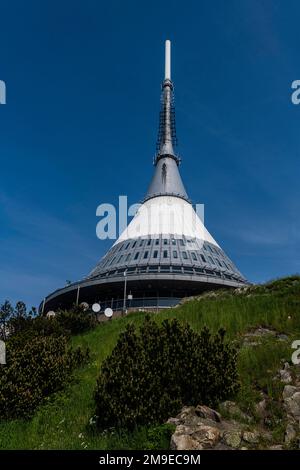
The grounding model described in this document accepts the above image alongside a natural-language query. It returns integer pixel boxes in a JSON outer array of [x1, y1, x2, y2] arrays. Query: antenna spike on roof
[[165, 40, 171, 80]]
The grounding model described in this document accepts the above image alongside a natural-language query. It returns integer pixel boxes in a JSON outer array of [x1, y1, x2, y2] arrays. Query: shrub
[[94, 316, 239, 429], [55, 305, 96, 335], [0, 334, 89, 419]]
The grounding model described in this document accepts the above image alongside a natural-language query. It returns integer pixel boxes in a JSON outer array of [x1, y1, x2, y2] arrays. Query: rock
[[171, 424, 220, 450], [195, 404, 221, 423], [168, 404, 246, 450], [285, 423, 296, 444], [279, 362, 293, 384], [255, 399, 267, 419], [243, 431, 260, 444], [283, 385, 298, 400], [214, 442, 233, 450], [269, 445, 284, 450], [284, 392, 300, 418], [220, 401, 253, 423], [223, 431, 242, 448]]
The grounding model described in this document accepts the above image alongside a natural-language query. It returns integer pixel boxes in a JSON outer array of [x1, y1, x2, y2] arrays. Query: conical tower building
[[42, 41, 248, 314]]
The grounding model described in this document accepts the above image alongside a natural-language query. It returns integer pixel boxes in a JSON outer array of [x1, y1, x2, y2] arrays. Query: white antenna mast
[[165, 40, 171, 80]]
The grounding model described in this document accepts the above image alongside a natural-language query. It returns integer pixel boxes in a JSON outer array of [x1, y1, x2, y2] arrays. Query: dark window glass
[[153, 250, 158, 259], [161, 265, 170, 272], [132, 241, 137, 248], [164, 239, 169, 245], [172, 266, 182, 273], [139, 240, 144, 247], [149, 265, 159, 272], [200, 254, 206, 263], [147, 239, 151, 246], [163, 250, 168, 258], [155, 239, 159, 245], [172, 238, 176, 245], [179, 239, 184, 246], [134, 252, 140, 260], [173, 250, 178, 258], [182, 251, 188, 259], [143, 251, 149, 259], [191, 252, 197, 261], [125, 243, 130, 250], [208, 256, 215, 265]]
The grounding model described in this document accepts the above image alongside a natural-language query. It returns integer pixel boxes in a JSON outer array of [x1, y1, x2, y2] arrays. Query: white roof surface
[[115, 195, 219, 247]]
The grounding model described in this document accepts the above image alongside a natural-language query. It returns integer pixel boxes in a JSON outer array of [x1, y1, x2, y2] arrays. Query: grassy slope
[[0, 276, 300, 449]]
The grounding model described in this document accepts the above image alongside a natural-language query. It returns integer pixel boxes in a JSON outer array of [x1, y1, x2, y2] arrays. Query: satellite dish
[[92, 303, 101, 313], [104, 308, 113, 318], [80, 302, 89, 311], [46, 311, 56, 318]]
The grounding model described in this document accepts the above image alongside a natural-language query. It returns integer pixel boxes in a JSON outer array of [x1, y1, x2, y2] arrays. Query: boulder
[[220, 400, 252, 423], [283, 385, 298, 400], [170, 424, 220, 450], [223, 431, 242, 448], [285, 423, 296, 444], [284, 392, 300, 418], [243, 431, 260, 444], [195, 404, 221, 423], [279, 362, 293, 384]]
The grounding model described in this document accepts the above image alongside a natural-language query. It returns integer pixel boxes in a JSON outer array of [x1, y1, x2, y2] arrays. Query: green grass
[[0, 275, 300, 449]]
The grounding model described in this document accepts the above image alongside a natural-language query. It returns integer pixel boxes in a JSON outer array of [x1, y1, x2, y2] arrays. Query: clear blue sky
[[0, 0, 299, 308]]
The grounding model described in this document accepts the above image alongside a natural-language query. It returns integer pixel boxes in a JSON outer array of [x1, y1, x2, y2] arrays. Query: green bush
[[0, 334, 89, 419], [94, 316, 239, 429], [55, 305, 96, 335]]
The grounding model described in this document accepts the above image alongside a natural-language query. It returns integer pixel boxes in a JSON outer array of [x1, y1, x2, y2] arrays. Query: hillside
[[0, 275, 300, 450]]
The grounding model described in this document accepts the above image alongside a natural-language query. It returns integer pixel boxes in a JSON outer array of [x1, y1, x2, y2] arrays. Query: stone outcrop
[[168, 405, 256, 450]]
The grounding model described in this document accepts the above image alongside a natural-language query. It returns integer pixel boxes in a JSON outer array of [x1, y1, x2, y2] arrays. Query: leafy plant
[[94, 316, 239, 429]]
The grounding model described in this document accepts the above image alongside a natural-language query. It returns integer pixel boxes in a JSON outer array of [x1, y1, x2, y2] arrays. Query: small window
[[164, 239, 169, 245], [125, 253, 131, 262], [132, 241, 137, 248], [155, 239, 159, 245], [139, 239, 144, 247], [173, 250, 178, 258], [147, 239, 151, 246], [179, 239, 185, 246], [143, 251, 149, 259], [182, 251, 188, 259], [153, 250, 158, 259], [125, 242, 130, 250], [216, 258, 222, 267], [208, 256, 215, 265], [134, 252, 140, 260], [203, 244, 207, 251], [118, 255, 123, 263], [200, 254, 206, 263], [191, 252, 197, 261], [172, 238, 176, 245], [163, 250, 168, 258]]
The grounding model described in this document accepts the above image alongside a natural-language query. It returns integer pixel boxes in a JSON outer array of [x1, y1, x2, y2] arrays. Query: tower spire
[[156, 40, 178, 163], [165, 39, 171, 80], [145, 40, 188, 202]]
